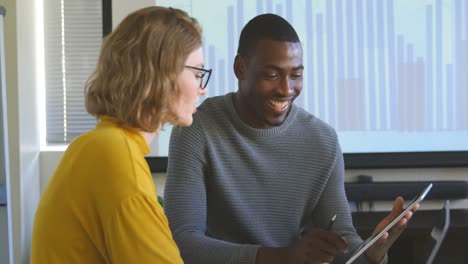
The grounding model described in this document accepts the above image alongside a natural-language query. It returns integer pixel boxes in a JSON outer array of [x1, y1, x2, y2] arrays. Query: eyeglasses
[[185, 65, 212, 89]]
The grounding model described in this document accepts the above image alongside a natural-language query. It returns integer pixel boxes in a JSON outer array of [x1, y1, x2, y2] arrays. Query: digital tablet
[[346, 183, 433, 264], [425, 200, 450, 264]]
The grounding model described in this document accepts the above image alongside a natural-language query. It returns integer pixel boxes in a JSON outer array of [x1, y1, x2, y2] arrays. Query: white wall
[[0, 0, 17, 263], [16, 0, 41, 261], [0, 0, 41, 263]]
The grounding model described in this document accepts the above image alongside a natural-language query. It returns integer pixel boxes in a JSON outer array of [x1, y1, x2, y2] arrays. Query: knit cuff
[[238, 244, 261, 264]]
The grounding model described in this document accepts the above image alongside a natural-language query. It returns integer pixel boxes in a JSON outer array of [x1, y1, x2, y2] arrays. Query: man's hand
[[364, 196, 419, 263], [256, 229, 348, 264], [290, 229, 349, 264]]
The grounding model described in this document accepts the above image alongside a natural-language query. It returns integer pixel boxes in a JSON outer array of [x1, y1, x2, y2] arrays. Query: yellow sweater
[[31, 117, 183, 263]]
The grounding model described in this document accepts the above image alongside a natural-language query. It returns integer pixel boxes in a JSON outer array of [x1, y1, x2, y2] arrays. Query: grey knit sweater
[[164, 93, 375, 264]]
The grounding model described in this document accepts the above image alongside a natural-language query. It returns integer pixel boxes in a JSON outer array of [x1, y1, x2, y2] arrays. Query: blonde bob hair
[[85, 6, 202, 132]]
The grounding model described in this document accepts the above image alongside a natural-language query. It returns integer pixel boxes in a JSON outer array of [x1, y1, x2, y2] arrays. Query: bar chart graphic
[[154, 0, 468, 154]]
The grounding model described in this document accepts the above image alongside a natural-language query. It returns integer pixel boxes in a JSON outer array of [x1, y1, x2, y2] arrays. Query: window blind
[[44, 0, 102, 144]]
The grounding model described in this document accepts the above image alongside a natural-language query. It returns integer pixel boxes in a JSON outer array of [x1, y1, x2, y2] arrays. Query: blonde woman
[[31, 6, 210, 263]]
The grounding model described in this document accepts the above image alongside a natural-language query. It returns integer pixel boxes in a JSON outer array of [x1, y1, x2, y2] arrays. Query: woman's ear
[[233, 55, 246, 80]]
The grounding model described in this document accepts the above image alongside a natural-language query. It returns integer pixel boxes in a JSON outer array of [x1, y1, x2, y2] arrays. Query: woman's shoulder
[[71, 125, 131, 153]]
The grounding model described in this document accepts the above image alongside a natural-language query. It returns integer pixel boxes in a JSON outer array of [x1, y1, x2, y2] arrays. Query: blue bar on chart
[[326, 0, 335, 126], [316, 14, 325, 120], [387, 0, 397, 130]]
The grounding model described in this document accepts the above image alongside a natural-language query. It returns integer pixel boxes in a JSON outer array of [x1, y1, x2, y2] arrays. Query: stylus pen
[[327, 214, 337, 231], [298, 214, 337, 238]]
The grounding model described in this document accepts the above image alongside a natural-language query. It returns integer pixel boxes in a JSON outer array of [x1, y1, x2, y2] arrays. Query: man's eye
[[264, 74, 277, 79], [291, 73, 303, 80], [196, 72, 205, 79]]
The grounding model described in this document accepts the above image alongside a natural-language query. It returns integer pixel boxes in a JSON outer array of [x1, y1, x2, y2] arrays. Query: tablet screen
[[346, 183, 433, 264]]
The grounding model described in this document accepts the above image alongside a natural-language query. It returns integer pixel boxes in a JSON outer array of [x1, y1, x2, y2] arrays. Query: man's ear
[[234, 55, 246, 80]]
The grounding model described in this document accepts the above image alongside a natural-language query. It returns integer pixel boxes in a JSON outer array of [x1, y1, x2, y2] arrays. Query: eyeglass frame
[[185, 65, 212, 89]]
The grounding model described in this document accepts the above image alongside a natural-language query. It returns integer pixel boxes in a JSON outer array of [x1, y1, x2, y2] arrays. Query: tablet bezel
[[346, 183, 433, 264]]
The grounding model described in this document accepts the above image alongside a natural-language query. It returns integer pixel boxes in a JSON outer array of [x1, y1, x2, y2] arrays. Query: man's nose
[[278, 77, 294, 96]]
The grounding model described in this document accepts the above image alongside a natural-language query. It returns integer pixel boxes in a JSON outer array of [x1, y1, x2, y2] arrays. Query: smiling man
[[164, 14, 411, 264]]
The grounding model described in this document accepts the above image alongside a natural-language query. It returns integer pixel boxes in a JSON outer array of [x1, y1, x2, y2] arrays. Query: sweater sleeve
[[309, 143, 387, 264], [164, 123, 260, 264]]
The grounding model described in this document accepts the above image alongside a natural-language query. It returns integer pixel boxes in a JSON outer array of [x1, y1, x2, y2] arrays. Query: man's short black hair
[[237, 13, 300, 57]]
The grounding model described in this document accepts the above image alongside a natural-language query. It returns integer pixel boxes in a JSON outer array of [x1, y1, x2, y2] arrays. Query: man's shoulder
[[294, 106, 337, 137], [198, 94, 229, 111], [172, 94, 232, 137], [195, 93, 232, 122]]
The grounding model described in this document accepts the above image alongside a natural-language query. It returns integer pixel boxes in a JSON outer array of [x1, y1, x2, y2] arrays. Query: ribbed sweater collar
[[223, 92, 298, 137]]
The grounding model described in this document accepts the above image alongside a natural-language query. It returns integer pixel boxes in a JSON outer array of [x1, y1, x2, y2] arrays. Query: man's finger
[[390, 196, 404, 215]]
